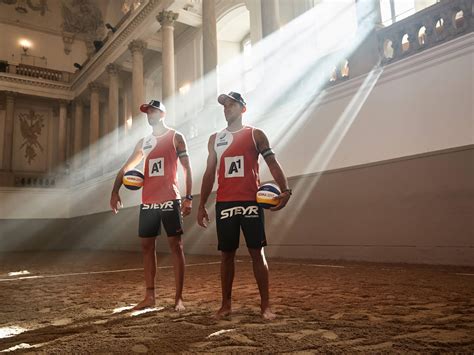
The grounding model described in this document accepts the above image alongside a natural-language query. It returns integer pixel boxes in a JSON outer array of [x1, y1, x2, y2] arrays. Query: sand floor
[[0, 251, 473, 353]]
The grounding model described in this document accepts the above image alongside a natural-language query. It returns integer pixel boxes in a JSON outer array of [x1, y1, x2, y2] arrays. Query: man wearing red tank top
[[198, 92, 291, 320], [110, 100, 193, 311]]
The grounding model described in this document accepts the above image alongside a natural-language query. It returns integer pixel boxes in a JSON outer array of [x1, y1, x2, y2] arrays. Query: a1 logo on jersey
[[148, 158, 164, 177], [224, 156, 244, 178]]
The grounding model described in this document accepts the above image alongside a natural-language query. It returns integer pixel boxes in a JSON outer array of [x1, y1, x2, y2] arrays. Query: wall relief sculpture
[[0, 0, 49, 15], [61, 0, 104, 38], [18, 109, 45, 164]]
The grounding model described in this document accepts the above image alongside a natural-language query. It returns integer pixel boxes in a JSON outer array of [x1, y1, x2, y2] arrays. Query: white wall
[[218, 40, 241, 67], [0, 23, 88, 73], [0, 187, 69, 219]]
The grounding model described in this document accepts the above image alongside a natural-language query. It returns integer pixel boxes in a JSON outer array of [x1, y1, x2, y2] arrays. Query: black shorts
[[138, 200, 183, 238], [215, 201, 266, 251]]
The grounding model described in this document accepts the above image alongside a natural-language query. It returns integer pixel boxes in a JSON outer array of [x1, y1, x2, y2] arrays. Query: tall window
[[380, 0, 439, 26]]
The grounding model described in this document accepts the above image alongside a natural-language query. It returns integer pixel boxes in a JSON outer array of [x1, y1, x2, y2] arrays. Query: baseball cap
[[217, 92, 246, 107], [140, 99, 166, 113]]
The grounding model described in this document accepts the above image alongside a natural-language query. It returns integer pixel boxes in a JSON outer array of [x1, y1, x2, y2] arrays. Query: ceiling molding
[[176, 8, 201, 27]]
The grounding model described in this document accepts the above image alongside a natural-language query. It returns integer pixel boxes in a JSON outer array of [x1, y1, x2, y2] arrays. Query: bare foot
[[261, 307, 276, 320], [214, 305, 232, 320], [132, 297, 155, 310], [174, 298, 185, 312]]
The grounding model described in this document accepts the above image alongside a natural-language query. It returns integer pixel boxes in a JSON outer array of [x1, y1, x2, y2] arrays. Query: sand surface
[[0, 251, 473, 353]]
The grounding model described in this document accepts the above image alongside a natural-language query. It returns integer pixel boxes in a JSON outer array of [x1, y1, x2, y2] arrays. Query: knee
[[168, 238, 183, 254], [221, 251, 236, 264], [249, 248, 265, 263], [141, 240, 156, 254]]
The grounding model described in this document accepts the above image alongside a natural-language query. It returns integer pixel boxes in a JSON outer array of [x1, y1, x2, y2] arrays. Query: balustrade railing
[[7, 63, 72, 83], [377, 0, 473, 64]]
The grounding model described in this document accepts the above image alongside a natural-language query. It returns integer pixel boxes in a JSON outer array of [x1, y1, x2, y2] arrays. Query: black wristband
[[261, 148, 275, 158], [185, 194, 193, 201]]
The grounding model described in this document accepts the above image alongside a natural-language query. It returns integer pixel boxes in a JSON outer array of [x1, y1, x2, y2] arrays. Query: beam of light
[[1, 343, 36, 352], [112, 305, 135, 314], [130, 307, 164, 317], [7, 270, 30, 276], [270, 65, 384, 247], [207, 329, 236, 338], [0, 326, 28, 339], [271, 262, 345, 269]]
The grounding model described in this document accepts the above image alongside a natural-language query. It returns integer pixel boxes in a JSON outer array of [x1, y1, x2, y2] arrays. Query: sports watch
[[185, 194, 193, 201]]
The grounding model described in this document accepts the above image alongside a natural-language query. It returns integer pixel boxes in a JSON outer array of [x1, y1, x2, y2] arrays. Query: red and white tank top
[[141, 129, 180, 204], [215, 125, 260, 202]]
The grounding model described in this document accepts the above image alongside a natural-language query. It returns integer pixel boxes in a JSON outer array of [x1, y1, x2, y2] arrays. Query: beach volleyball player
[[110, 100, 193, 311], [197, 92, 291, 320]]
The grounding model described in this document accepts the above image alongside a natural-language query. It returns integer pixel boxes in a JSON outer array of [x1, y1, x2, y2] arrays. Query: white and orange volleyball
[[256, 183, 281, 209], [122, 169, 144, 190]]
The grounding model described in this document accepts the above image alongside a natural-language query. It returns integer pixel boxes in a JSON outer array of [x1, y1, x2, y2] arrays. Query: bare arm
[[110, 139, 144, 213], [197, 134, 217, 227], [254, 128, 291, 211], [175, 132, 193, 217]]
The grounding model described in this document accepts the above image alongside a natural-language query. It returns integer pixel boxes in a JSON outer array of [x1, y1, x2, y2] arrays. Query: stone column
[[157, 10, 178, 123], [2, 92, 15, 171], [48, 106, 58, 173], [73, 99, 83, 169], [128, 39, 147, 119], [122, 89, 131, 137], [202, 0, 218, 91], [89, 82, 101, 161], [293, 0, 314, 18], [202, 0, 218, 110], [261, 0, 280, 38], [107, 63, 120, 153], [245, 0, 263, 45], [58, 100, 68, 171]]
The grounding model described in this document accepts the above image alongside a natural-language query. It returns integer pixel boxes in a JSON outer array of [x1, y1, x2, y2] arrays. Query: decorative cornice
[[0, 74, 70, 90], [157, 10, 179, 27], [88, 81, 102, 92], [106, 63, 120, 75], [0, 74, 73, 100], [128, 39, 148, 54]]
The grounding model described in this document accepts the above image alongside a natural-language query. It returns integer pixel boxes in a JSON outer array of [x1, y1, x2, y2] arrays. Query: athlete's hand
[[197, 205, 210, 228], [181, 199, 192, 217], [110, 192, 123, 214], [270, 191, 291, 211]]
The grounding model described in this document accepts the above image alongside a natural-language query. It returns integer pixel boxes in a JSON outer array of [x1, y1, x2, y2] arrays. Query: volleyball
[[256, 183, 281, 209], [123, 169, 144, 190]]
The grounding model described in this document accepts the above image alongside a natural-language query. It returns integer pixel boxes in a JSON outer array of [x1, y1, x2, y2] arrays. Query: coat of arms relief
[[18, 109, 45, 164]]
